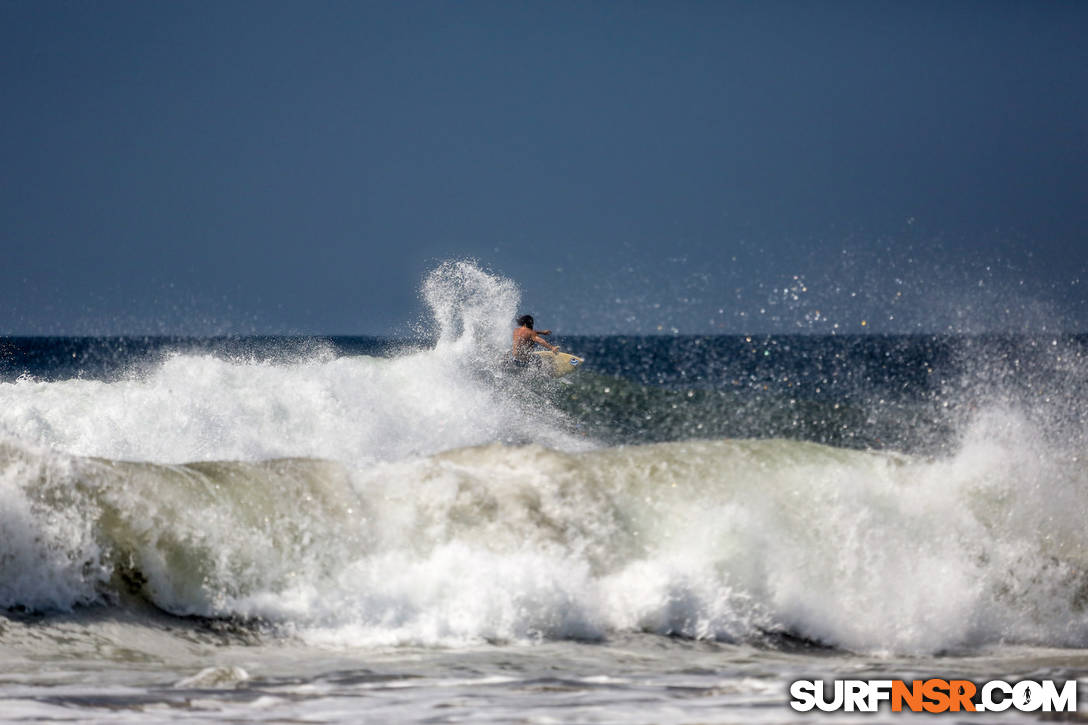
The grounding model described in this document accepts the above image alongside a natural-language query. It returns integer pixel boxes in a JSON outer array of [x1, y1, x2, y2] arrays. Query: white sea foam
[[0, 349, 580, 463], [0, 261, 579, 463], [1, 263, 1087, 656], [1, 417, 1086, 655]]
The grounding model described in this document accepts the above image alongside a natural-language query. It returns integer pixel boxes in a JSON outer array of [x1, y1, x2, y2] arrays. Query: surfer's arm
[[532, 333, 558, 352]]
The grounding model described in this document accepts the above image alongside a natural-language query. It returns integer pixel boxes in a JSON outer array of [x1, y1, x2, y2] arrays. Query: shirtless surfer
[[512, 314, 558, 366]]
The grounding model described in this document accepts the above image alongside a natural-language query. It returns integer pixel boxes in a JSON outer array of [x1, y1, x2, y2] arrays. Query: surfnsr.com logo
[[789, 679, 1078, 713]]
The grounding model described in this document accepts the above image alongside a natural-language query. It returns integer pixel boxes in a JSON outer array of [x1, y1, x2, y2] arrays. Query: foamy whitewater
[[2, 261, 1088, 722]]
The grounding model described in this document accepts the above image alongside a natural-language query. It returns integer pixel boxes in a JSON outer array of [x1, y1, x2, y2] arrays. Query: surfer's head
[[516, 314, 534, 329]]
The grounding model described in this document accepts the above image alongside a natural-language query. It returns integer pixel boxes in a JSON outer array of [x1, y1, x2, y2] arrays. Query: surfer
[[512, 314, 558, 366]]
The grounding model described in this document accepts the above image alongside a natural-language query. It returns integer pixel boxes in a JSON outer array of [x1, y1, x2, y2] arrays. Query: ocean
[[2, 262, 1088, 722]]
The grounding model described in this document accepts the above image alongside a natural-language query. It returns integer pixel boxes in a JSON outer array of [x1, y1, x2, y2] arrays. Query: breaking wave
[[2, 262, 1088, 656], [2, 417, 1088, 655]]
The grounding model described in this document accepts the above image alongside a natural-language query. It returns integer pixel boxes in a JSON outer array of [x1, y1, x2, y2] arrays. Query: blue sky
[[2, 0, 1086, 335]]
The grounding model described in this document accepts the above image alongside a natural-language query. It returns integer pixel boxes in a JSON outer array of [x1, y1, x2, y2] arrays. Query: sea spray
[[421, 260, 520, 354]]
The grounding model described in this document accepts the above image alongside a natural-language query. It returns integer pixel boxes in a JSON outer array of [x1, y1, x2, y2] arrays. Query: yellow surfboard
[[532, 350, 585, 377]]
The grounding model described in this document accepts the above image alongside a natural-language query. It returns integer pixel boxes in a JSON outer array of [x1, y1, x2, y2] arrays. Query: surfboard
[[532, 350, 585, 377]]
